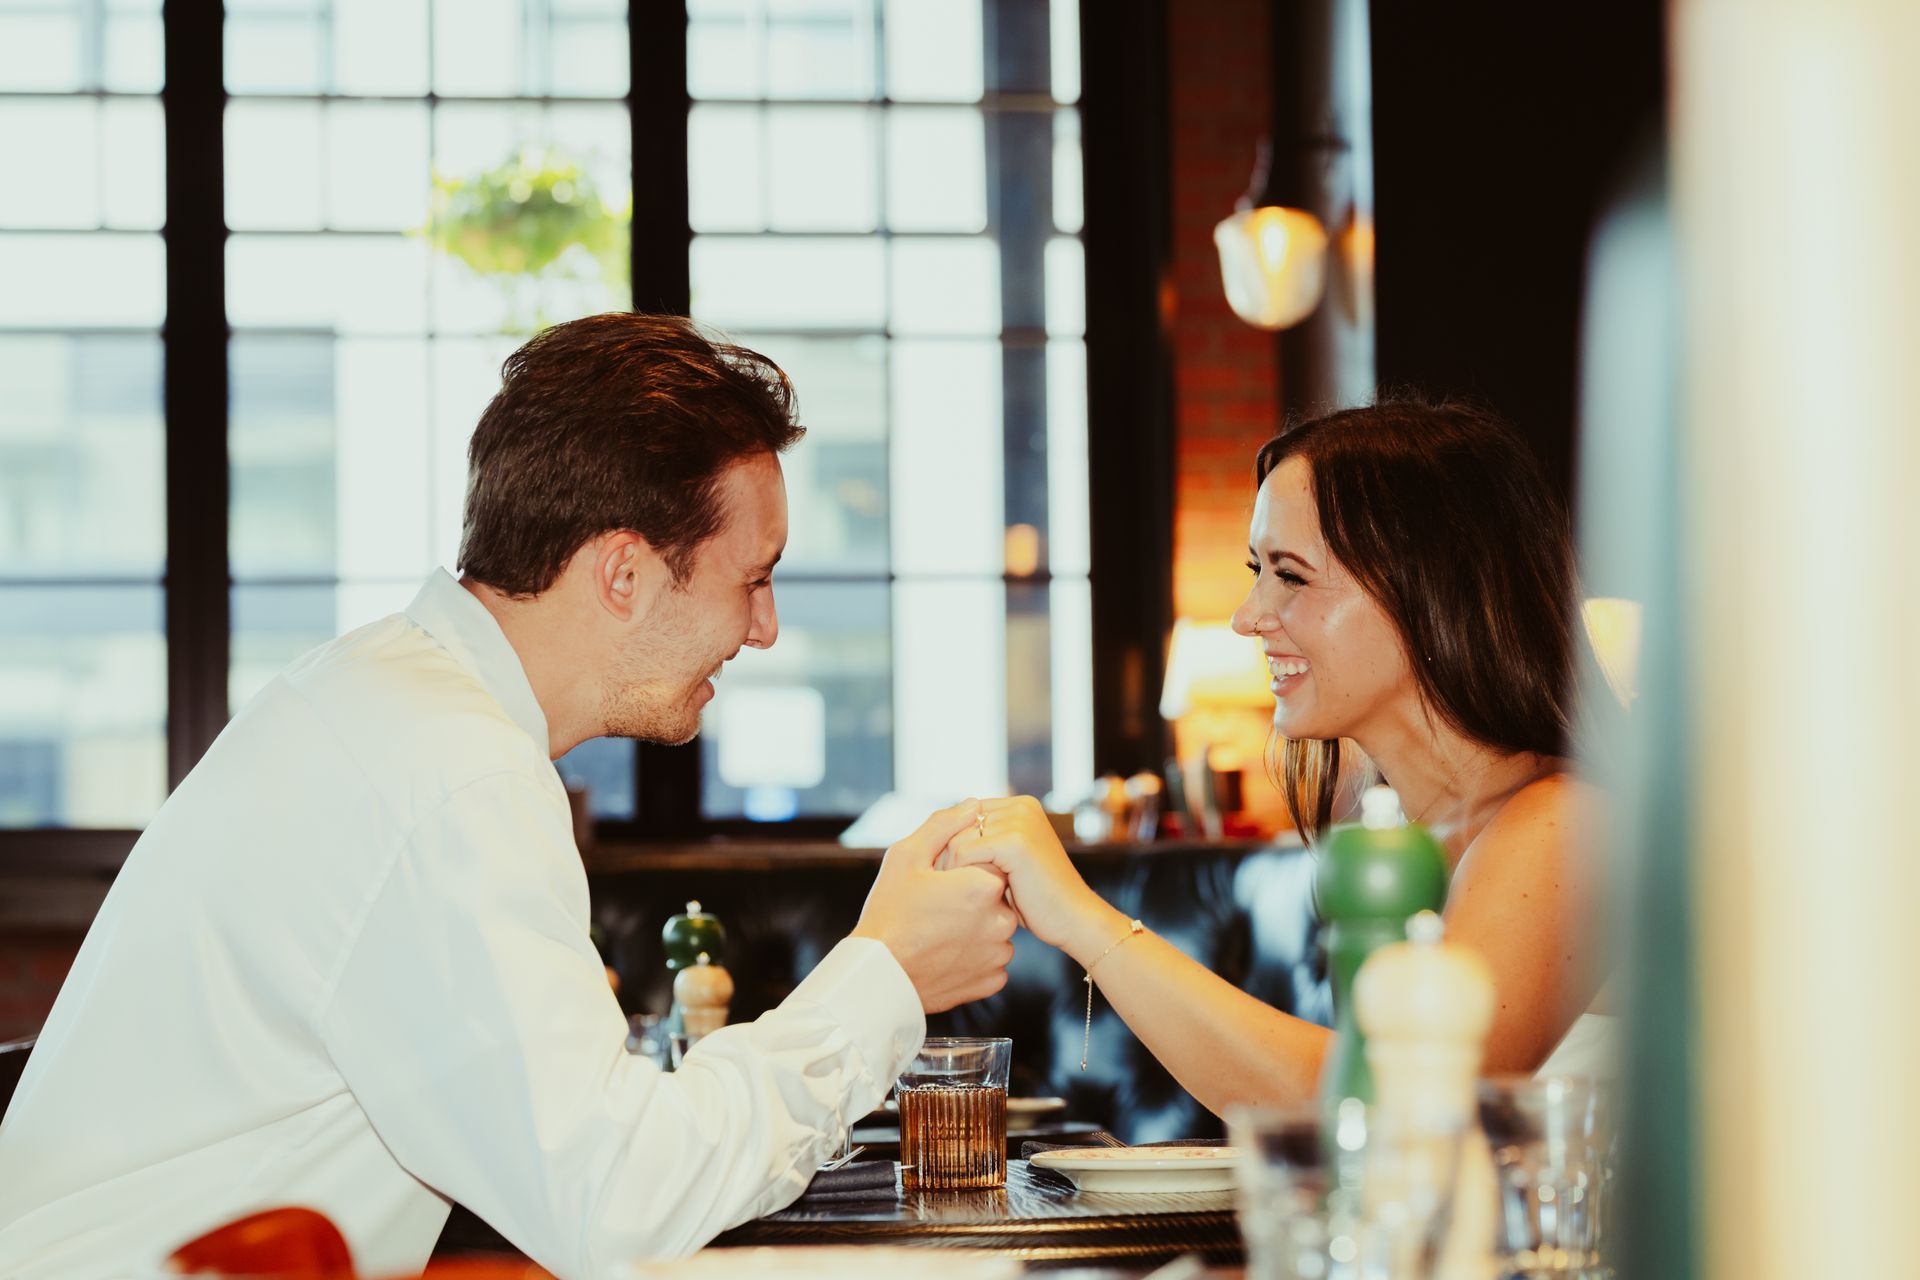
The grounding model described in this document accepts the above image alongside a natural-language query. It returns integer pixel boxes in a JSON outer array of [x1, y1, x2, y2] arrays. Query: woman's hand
[[947, 796, 1126, 965]]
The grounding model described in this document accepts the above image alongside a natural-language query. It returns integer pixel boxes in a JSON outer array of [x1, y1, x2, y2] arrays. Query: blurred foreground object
[[1675, 0, 1920, 1274], [167, 1207, 354, 1277]]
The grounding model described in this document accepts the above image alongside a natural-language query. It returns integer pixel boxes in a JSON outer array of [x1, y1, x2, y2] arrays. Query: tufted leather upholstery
[[589, 840, 1331, 1144]]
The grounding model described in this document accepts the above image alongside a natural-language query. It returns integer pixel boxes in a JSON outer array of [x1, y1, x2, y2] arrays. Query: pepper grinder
[[1315, 785, 1450, 1112], [663, 901, 732, 1042], [1355, 909, 1499, 1280]]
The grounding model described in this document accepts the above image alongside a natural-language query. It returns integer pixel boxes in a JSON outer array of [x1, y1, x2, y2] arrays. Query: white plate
[[1028, 1145, 1241, 1194]]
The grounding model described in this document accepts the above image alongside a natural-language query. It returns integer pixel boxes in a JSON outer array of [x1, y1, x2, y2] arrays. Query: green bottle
[[1315, 785, 1450, 1113]]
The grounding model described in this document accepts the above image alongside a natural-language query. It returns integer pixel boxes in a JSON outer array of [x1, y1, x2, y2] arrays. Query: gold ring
[[975, 811, 988, 840]]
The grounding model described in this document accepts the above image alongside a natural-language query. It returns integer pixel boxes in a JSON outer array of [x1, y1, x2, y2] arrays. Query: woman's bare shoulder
[[1462, 768, 1599, 873]]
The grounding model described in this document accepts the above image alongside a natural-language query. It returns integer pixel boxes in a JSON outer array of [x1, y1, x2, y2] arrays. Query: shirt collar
[[404, 568, 551, 755]]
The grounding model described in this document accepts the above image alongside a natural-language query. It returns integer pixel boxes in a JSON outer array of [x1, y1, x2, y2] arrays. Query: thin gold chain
[[1080, 919, 1144, 1071]]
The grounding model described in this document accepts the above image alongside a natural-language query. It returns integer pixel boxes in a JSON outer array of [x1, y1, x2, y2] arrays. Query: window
[[0, 0, 167, 828], [220, 0, 638, 817], [0, 0, 1110, 849], [686, 0, 1093, 822]]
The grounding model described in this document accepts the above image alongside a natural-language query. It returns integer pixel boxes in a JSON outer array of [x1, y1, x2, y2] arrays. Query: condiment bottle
[[1315, 785, 1450, 1112], [1355, 909, 1499, 1280], [663, 902, 732, 1044]]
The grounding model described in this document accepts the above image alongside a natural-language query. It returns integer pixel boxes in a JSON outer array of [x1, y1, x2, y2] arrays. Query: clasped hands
[[850, 796, 1123, 1014]]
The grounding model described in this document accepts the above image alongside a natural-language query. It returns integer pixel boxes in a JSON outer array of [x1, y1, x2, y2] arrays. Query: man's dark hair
[[459, 312, 804, 597]]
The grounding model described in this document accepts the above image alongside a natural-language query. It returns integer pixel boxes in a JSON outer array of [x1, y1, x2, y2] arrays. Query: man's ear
[[588, 530, 669, 623]]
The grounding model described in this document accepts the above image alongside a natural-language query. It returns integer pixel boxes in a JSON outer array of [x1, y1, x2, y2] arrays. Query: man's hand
[[851, 800, 1019, 1013]]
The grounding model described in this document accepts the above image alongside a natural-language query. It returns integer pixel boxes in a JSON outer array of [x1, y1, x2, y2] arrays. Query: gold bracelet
[[1080, 918, 1144, 1071]]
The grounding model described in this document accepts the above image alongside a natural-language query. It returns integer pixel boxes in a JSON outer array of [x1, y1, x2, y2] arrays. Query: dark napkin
[[792, 1159, 900, 1206]]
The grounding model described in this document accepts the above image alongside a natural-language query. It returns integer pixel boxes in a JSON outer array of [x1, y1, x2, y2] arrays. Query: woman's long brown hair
[[1254, 401, 1578, 843]]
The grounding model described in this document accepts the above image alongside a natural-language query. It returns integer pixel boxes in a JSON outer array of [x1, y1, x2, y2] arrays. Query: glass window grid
[[0, 6, 167, 829], [688, 0, 1091, 822], [221, 1, 637, 815], [0, 0, 1096, 840]]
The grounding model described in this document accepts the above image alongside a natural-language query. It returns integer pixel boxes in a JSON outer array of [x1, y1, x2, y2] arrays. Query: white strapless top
[[1534, 1012, 1619, 1079]]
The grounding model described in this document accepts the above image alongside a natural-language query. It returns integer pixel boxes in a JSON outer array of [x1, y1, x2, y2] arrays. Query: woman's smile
[[1267, 652, 1311, 695]]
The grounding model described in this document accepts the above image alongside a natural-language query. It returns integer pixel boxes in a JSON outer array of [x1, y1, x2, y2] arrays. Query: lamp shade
[[1160, 619, 1273, 720], [1214, 204, 1330, 330]]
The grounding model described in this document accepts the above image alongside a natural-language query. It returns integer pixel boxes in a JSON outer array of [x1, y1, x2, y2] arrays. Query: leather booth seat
[[589, 839, 1332, 1143]]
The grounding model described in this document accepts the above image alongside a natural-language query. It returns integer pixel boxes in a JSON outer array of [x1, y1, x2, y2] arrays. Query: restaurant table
[[709, 1159, 1242, 1270]]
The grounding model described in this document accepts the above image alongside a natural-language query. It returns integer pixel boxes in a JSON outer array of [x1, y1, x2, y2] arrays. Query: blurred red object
[[167, 1206, 554, 1279], [167, 1207, 356, 1277]]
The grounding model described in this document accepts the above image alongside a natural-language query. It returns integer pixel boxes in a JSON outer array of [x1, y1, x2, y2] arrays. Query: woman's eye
[[1277, 570, 1306, 587], [1245, 560, 1260, 577]]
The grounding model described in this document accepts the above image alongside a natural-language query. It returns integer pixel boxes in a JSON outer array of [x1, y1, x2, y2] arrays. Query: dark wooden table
[[710, 1159, 1243, 1269]]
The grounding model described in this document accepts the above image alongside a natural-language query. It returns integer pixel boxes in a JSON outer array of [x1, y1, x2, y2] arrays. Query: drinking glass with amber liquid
[[896, 1036, 1011, 1191]]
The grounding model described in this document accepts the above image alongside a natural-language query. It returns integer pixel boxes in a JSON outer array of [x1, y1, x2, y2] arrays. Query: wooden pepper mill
[[663, 901, 733, 1042]]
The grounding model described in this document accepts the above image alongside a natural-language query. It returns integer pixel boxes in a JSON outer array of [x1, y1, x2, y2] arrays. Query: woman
[[949, 401, 1607, 1114]]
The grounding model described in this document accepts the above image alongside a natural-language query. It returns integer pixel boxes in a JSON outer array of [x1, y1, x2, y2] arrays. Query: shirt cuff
[[786, 936, 926, 1099]]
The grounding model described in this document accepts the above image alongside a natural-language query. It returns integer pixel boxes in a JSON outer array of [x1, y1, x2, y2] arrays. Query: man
[[0, 315, 1018, 1279]]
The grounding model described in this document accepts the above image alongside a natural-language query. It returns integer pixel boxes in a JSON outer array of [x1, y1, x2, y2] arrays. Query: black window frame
[[0, 0, 1171, 871]]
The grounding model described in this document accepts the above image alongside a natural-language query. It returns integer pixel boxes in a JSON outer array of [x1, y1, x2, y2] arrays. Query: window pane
[[335, 0, 430, 96], [688, 0, 762, 100], [889, 238, 1000, 335], [0, 233, 164, 327], [701, 581, 892, 820], [886, 108, 988, 233], [767, 0, 877, 100], [327, 102, 433, 231], [228, 234, 431, 335], [892, 579, 1005, 798], [226, 102, 326, 231], [1045, 236, 1085, 336], [1046, 339, 1090, 575], [689, 105, 767, 232], [0, 13, 86, 92], [0, 585, 166, 828], [691, 238, 887, 330], [0, 334, 164, 579], [225, 11, 328, 95], [1050, 0, 1080, 103], [883, 0, 982, 102], [766, 106, 877, 231], [103, 9, 164, 94], [0, 99, 99, 229], [1053, 109, 1083, 233], [889, 340, 1003, 575]]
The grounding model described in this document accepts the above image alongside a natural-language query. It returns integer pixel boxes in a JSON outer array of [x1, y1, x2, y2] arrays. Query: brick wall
[[1164, 1, 1291, 832]]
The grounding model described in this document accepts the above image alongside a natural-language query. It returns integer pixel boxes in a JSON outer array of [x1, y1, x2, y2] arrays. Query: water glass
[[1230, 1102, 1465, 1280], [1476, 1076, 1615, 1276], [896, 1037, 1011, 1191], [1229, 1106, 1343, 1280]]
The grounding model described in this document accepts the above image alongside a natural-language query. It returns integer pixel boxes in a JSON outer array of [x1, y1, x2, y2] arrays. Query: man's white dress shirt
[[0, 570, 924, 1280]]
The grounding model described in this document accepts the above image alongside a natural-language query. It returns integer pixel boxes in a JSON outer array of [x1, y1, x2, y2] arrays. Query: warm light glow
[[1581, 596, 1642, 708], [1159, 618, 1272, 719], [1214, 204, 1330, 329]]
